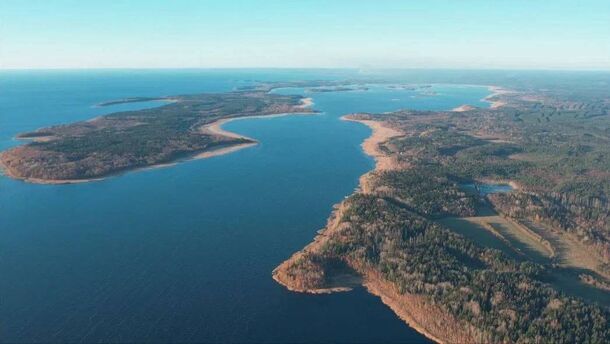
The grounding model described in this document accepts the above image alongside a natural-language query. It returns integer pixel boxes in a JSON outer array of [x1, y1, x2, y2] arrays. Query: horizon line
[[2, 66, 610, 73]]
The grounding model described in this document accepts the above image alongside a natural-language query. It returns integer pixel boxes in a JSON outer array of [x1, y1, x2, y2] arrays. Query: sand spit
[[202, 96, 314, 140], [193, 142, 257, 160], [200, 118, 253, 140]]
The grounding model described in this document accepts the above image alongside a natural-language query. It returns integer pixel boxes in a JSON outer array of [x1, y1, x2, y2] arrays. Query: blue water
[[0, 70, 490, 342], [463, 183, 514, 195]]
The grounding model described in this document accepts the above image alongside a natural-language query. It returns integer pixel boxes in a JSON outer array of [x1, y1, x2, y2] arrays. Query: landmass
[[0, 91, 314, 183], [2, 77, 608, 342], [274, 82, 610, 343]]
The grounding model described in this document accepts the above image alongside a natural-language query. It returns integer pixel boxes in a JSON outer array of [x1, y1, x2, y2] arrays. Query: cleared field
[[439, 214, 610, 306], [520, 219, 609, 280], [439, 215, 553, 264]]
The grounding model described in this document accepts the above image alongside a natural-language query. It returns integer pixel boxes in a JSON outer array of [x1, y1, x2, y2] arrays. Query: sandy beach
[[200, 118, 254, 140], [341, 116, 403, 171], [343, 116, 404, 193], [451, 104, 476, 112], [202, 97, 314, 139], [193, 142, 257, 160]]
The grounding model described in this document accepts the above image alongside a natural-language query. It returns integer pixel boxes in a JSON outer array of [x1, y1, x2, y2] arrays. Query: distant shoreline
[[451, 85, 511, 112]]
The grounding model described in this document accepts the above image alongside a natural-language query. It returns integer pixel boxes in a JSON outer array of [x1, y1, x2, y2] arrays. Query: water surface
[[0, 70, 490, 342], [463, 183, 514, 195]]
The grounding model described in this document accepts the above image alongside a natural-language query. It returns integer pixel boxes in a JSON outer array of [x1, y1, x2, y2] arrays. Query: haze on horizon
[[0, 0, 609, 71]]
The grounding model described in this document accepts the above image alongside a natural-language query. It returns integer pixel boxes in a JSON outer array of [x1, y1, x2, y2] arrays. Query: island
[[0, 91, 314, 183], [274, 84, 610, 343]]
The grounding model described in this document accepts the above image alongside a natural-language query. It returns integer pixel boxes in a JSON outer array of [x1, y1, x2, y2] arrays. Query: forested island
[[0, 91, 313, 183], [274, 82, 610, 343]]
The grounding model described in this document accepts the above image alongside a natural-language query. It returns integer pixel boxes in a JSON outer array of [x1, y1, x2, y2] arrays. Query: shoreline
[[0, 141, 257, 185], [0, 158, 105, 184], [451, 104, 476, 112], [272, 116, 460, 343], [363, 278, 445, 344], [201, 97, 314, 140], [341, 115, 403, 172], [271, 273, 354, 294], [341, 115, 403, 193], [272, 203, 360, 295], [362, 271, 472, 344], [453, 85, 512, 112]]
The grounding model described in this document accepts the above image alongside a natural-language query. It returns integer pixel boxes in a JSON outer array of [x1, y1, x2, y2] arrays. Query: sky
[[0, 0, 609, 70]]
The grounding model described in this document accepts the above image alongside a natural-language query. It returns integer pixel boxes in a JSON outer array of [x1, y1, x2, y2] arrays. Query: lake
[[462, 183, 514, 195], [0, 70, 491, 342]]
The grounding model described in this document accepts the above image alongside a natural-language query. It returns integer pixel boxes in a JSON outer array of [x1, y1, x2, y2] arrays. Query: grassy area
[[521, 220, 609, 279], [438, 216, 523, 260], [440, 213, 609, 306]]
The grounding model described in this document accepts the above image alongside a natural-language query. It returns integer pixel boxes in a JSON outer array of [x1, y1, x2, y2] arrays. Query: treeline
[[372, 167, 478, 218]]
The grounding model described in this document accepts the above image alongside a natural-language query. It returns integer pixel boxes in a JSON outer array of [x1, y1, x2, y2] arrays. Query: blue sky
[[1, 0, 609, 69]]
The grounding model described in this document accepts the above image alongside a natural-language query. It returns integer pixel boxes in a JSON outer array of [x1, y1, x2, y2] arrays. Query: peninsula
[[0, 91, 313, 183], [274, 84, 610, 343]]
